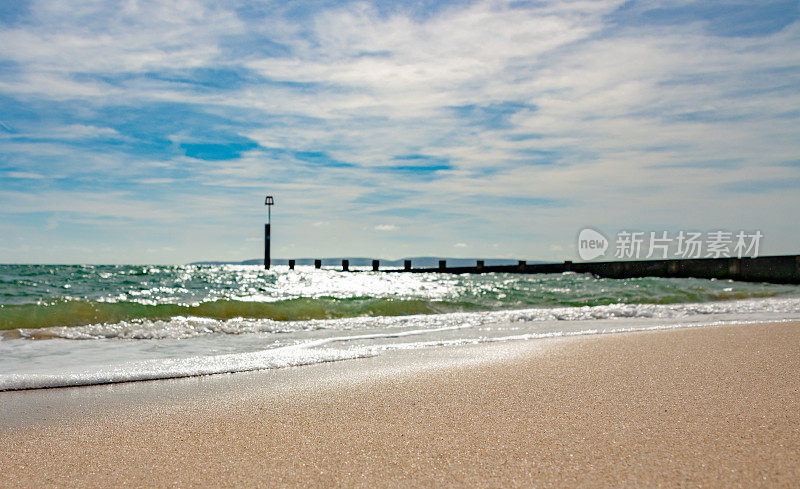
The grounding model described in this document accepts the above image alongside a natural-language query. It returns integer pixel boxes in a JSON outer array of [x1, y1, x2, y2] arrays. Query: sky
[[1, 0, 799, 264]]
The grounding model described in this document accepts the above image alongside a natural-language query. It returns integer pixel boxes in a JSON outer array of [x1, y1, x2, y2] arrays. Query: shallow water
[[1, 264, 799, 390]]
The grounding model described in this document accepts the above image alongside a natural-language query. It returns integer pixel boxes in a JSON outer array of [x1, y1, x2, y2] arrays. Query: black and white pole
[[264, 195, 274, 270]]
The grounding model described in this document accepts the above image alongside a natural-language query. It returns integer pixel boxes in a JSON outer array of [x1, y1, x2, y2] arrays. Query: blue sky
[[1, 0, 799, 263]]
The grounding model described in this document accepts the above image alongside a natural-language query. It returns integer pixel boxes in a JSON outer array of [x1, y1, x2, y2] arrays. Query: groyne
[[380, 254, 800, 284]]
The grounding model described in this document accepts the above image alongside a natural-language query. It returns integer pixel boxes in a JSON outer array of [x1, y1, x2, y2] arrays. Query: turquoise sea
[[1, 264, 799, 390]]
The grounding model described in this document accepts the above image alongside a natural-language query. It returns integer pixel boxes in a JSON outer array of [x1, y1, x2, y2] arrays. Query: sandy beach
[[2, 321, 799, 488]]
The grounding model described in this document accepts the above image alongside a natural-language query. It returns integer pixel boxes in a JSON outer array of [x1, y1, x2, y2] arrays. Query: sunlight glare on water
[[1, 264, 800, 390]]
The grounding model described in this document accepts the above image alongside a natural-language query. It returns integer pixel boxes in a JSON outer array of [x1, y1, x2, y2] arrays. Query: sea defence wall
[[380, 254, 800, 285]]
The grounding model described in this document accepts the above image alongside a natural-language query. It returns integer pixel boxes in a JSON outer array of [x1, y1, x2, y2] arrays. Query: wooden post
[[439, 260, 446, 271], [668, 260, 679, 275], [264, 224, 270, 270], [796, 255, 800, 281], [264, 195, 274, 270], [729, 258, 741, 279], [372, 260, 379, 271], [288, 259, 295, 270], [342, 259, 349, 271], [404, 260, 411, 271], [315, 259, 321, 269]]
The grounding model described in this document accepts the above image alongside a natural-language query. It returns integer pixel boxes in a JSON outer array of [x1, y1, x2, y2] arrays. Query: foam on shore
[[2, 299, 799, 390]]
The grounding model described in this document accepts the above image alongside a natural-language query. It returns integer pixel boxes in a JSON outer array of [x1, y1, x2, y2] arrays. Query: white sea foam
[[2, 296, 800, 391], [21, 295, 800, 341], [0, 344, 372, 391]]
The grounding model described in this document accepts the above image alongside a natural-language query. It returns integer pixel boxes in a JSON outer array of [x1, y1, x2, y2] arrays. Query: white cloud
[[3, 171, 46, 179], [1, 0, 799, 262]]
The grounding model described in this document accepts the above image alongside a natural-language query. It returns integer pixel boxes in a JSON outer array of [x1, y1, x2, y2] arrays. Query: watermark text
[[577, 229, 762, 261]]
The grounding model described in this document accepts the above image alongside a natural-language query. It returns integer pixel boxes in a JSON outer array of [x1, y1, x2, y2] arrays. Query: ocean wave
[[3, 315, 798, 391], [7, 296, 800, 341], [0, 297, 478, 332]]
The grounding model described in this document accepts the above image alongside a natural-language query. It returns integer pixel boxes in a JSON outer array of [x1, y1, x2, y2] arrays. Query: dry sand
[[1, 321, 799, 488]]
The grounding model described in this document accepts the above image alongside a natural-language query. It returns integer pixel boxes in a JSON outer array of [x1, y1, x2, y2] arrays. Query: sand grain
[[2, 322, 799, 487]]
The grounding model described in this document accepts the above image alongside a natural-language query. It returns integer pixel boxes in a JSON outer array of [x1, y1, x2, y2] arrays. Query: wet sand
[[2, 321, 799, 488]]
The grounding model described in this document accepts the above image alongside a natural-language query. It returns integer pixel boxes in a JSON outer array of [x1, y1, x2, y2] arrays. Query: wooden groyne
[[257, 196, 798, 284], [251, 255, 800, 285], [374, 254, 800, 285]]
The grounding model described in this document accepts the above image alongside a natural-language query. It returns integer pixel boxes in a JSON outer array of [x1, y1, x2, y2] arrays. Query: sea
[[1, 264, 799, 391]]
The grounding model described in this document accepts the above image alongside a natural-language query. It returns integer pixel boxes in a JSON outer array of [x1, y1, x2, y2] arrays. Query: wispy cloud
[[1, 0, 799, 263]]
